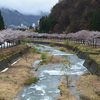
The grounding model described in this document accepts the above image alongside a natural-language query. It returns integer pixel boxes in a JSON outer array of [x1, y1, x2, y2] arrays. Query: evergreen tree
[[89, 9, 100, 31], [39, 16, 57, 33], [0, 10, 5, 30]]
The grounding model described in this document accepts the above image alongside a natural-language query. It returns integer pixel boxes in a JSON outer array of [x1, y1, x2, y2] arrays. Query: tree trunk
[[93, 39, 94, 48], [7, 42, 8, 48], [4, 42, 5, 48], [1, 44, 2, 49], [95, 38, 97, 48]]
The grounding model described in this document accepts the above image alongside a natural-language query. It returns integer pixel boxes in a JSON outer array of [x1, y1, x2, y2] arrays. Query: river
[[15, 44, 88, 100]]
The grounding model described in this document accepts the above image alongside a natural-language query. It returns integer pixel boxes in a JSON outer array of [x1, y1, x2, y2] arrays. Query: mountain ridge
[[50, 0, 100, 33], [39, 0, 100, 33], [1, 8, 42, 27]]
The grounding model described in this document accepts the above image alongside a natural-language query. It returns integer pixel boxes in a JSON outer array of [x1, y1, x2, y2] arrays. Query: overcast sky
[[0, 0, 59, 15]]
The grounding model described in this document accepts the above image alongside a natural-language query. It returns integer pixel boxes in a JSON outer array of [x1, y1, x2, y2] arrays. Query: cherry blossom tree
[[0, 29, 26, 49]]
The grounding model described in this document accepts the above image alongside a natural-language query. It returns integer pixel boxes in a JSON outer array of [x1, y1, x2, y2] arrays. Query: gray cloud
[[0, 0, 58, 15]]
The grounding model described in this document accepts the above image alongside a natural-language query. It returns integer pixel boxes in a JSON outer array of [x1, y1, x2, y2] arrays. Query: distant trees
[[0, 28, 100, 49], [89, 9, 100, 31], [39, 16, 57, 33], [27, 30, 100, 48], [0, 10, 4, 30]]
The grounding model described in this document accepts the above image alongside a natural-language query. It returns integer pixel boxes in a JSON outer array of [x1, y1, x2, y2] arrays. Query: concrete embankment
[[0, 45, 30, 71]]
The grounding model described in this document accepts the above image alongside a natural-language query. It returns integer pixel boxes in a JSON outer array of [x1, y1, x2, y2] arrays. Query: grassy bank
[[0, 44, 28, 62], [31, 40, 100, 99], [89, 54, 100, 68], [58, 77, 77, 100], [0, 49, 39, 99], [54, 46, 76, 55], [52, 45, 100, 100], [11, 40, 100, 100], [51, 42, 100, 100], [27, 39, 100, 54], [0, 43, 69, 99], [39, 53, 68, 66], [76, 74, 100, 100], [27, 39, 100, 67]]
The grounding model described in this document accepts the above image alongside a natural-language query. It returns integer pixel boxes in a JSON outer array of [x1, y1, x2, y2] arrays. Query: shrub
[[39, 55, 54, 66], [39, 60, 47, 66], [23, 77, 39, 85], [64, 40, 69, 46], [60, 48, 65, 52], [21, 39, 31, 43], [30, 47, 41, 54], [49, 55, 54, 62], [87, 58, 93, 67], [50, 42, 55, 47], [41, 53, 47, 60], [73, 45, 78, 51], [80, 94, 91, 100], [50, 55, 54, 60], [44, 50, 51, 52]]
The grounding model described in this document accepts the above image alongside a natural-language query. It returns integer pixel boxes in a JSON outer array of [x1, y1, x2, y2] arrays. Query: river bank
[[17, 43, 88, 100], [76, 74, 100, 99], [51, 45, 100, 99], [0, 51, 40, 99], [0, 44, 68, 100], [0, 42, 100, 100], [21, 40, 100, 100], [28, 39, 100, 75], [58, 77, 77, 100], [0, 44, 29, 71], [49, 44, 100, 100]]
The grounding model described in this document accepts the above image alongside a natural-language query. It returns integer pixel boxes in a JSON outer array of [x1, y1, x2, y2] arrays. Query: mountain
[[50, 0, 100, 33], [39, 0, 100, 33], [1, 8, 42, 27]]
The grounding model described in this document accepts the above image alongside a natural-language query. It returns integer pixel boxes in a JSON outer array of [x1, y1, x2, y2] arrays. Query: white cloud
[[0, 0, 58, 15]]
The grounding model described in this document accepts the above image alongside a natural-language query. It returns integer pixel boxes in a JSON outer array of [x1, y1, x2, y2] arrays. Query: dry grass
[[39, 54, 69, 66], [76, 74, 100, 100], [89, 54, 100, 66], [48, 54, 68, 64], [0, 52, 41, 99], [54, 46, 76, 54], [31, 39, 100, 53], [23, 76, 38, 85], [0, 44, 28, 62], [0, 46, 69, 99], [58, 77, 77, 100]]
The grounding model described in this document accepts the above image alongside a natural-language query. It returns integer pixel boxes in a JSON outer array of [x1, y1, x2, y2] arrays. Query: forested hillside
[[0, 10, 4, 30], [39, 0, 100, 33]]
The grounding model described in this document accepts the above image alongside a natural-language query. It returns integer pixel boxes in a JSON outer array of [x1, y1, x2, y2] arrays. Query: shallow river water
[[16, 44, 88, 100]]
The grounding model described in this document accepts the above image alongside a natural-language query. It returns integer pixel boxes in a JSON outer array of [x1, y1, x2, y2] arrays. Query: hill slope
[[40, 0, 100, 33], [1, 8, 42, 27]]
